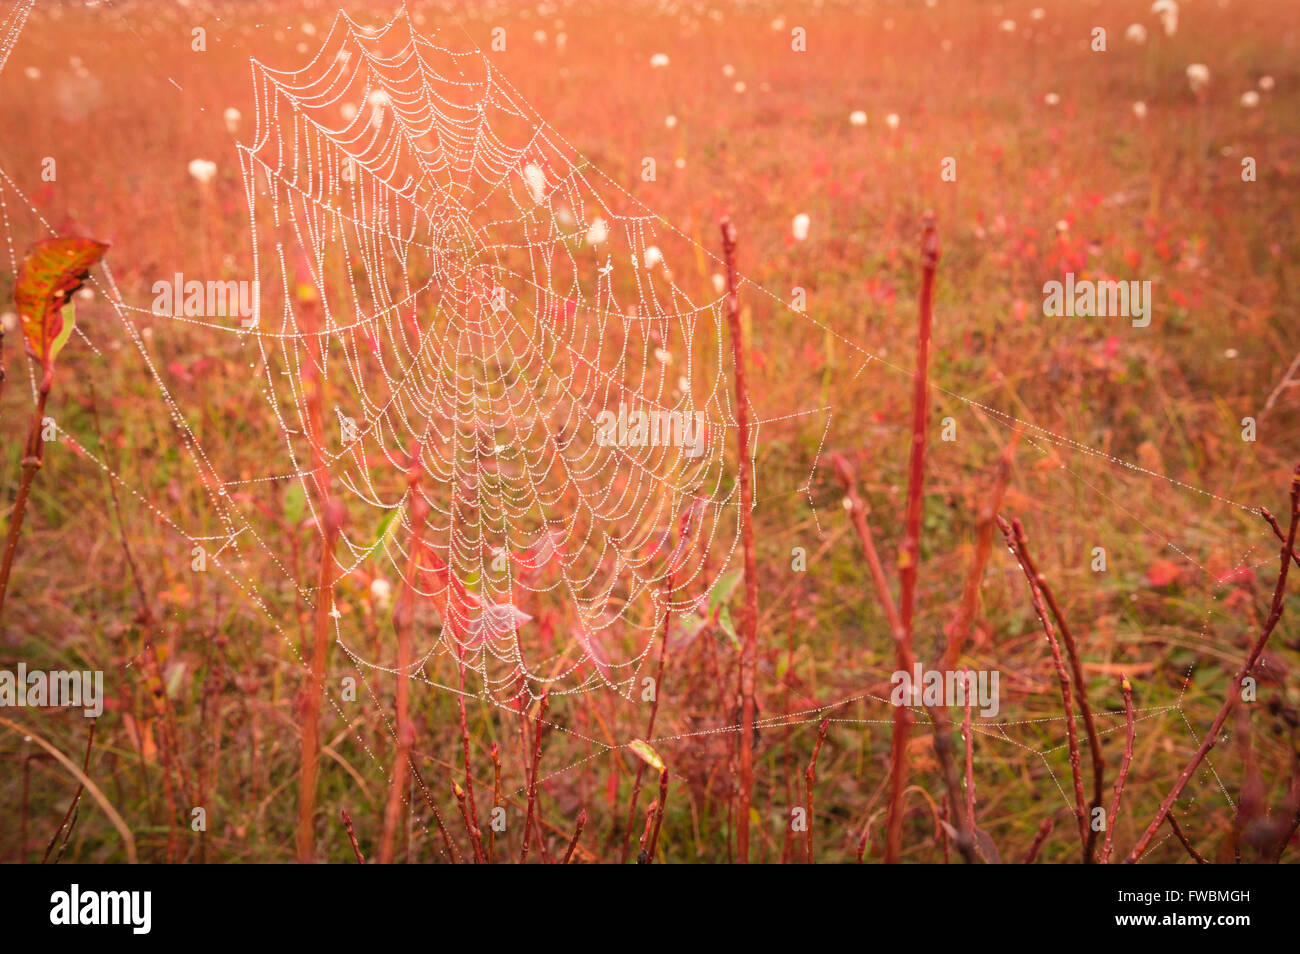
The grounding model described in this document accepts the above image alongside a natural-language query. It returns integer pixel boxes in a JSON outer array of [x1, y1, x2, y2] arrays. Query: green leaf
[[708, 569, 743, 613], [283, 481, 306, 525], [717, 604, 737, 647], [366, 507, 399, 562]]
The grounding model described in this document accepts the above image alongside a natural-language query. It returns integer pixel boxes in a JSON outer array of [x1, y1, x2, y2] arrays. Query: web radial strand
[[233, 10, 742, 705]]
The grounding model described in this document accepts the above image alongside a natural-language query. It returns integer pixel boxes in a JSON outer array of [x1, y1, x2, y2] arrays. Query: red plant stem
[[832, 451, 974, 863], [408, 760, 463, 863], [297, 331, 340, 863], [377, 514, 421, 868], [488, 741, 502, 862], [886, 212, 940, 864], [620, 574, 673, 864], [1262, 507, 1300, 569], [939, 796, 951, 864], [0, 387, 49, 620], [452, 781, 486, 863], [943, 434, 1019, 669], [644, 770, 669, 863], [804, 717, 830, 864], [380, 473, 427, 864], [520, 689, 549, 863], [1273, 759, 1300, 863], [1125, 470, 1300, 863], [1100, 676, 1135, 863], [1021, 817, 1055, 864], [962, 672, 976, 835], [1007, 518, 1106, 861], [562, 809, 587, 864], [999, 515, 1089, 861], [341, 808, 365, 863], [453, 641, 484, 861], [1166, 814, 1207, 863], [721, 217, 760, 864]]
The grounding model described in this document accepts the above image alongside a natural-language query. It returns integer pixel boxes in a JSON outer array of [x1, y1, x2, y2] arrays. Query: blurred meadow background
[[1, 0, 1298, 863]]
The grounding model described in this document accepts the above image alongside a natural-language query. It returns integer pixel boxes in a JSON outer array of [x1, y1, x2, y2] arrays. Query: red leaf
[[14, 236, 109, 370], [1146, 559, 1182, 588]]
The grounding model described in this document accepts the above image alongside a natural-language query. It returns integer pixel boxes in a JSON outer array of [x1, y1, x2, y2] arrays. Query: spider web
[[234, 10, 743, 704], [0, 2, 1280, 862]]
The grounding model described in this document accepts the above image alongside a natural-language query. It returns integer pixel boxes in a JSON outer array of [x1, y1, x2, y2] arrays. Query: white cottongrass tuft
[[643, 245, 663, 268], [885, 113, 900, 131], [586, 217, 608, 245], [187, 159, 217, 185], [24, 66, 40, 80], [1132, 100, 1148, 119], [1240, 90, 1260, 108], [849, 110, 868, 126], [1258, 75, 1275, 91], [1152, 0, 1178, 37], [665, 114, 678, 128], [1044, 92, 1060, 106], [1125, 23, 1147, 44], [1186, 63, 1210, 94], [791, 213, 811, 242], [999, 19, 1016, 33], [711, 273, 726, 295], [650, 53, 670, 68], [341, 102, 358, 120], [370, 578, 392, 607], [223, 107, 241, 134]]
